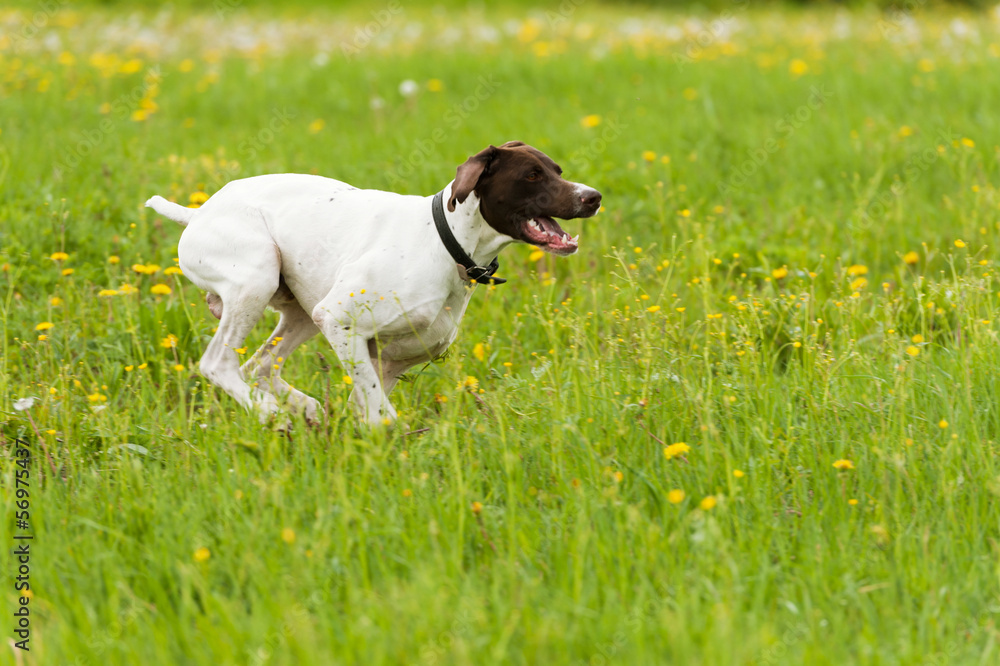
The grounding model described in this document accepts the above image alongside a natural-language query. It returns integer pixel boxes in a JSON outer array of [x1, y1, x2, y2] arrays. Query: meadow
[[3, 1, 1000, 663]]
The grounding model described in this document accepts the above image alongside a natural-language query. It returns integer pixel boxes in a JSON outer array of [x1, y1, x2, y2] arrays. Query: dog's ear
[[499, 140, 525, 148], [450, 145, 497, 212]]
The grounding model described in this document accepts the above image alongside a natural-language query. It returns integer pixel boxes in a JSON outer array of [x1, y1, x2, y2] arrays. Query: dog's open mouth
[[522, 216, 579, 255]]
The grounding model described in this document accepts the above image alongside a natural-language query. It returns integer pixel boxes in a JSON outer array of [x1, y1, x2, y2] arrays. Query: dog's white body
[[147, 174, 519, 424]]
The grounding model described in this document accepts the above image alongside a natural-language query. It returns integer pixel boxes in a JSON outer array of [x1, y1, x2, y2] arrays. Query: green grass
[[3, 3, 1000, 664]]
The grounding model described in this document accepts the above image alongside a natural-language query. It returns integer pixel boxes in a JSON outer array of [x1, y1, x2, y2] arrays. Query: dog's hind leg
[[199, 288, 283, 422], [241, 300, 322, 423]]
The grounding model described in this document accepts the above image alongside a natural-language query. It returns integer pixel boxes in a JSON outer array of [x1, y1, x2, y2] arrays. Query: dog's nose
[[580, 189, 602, 207]]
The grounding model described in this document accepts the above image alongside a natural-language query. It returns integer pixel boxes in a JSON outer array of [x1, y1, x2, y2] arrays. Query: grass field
[[4, 2, 1000, 664]]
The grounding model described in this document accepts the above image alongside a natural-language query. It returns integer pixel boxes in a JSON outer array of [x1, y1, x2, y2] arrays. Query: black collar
[[432, 190, 506, 285]]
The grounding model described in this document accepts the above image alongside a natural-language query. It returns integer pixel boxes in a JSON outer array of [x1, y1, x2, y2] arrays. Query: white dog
[[146, 141, 601, 425]]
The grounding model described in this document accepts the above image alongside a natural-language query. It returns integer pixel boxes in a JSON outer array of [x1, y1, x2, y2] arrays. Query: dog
[[146, 141, 602, 425]]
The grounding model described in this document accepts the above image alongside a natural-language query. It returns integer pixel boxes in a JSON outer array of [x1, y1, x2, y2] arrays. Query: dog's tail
[[145, 195, 196, 226]]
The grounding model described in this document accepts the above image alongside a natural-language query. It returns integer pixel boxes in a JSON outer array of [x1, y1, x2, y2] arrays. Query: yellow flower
[[108, 255, 120, 264], [906, 346, 920, 357], [150, 283, 172, 295], [699, 496, 717, 510], [938, 419, 948, 429], [832, 459, 855, 470], [281, 528, 296, 544], [160, 334, 178, 348], [402, 488, 413, 497], [733, 470, 745, 478], [118, 284, 138, 295], [342, 375, 353, 385], [789, 59, 809, 76], [472, 343, 486, 361], [471, 501, 483, 515], [954, 239, 966, 248], [125, 365, 134, 372], [903, 251, 919, 265], [308, 119, 326, 134], [188, 191, 209, 206], [98, 289, 119, 297], [898, 125, 913, 138], [193, 547, 211, 562], [529, 249, 545, 262], [846, 264, 868, 276], [642, 150, 656, 162], [911, 334, 924, 343], [663, 442, 690, 460], [458, 376, 479, 390], [580, 114, 601, 128], [427, 78, 443, 92], [138, 363, 147, 369], [961, 137, 975, 148], [50, 251, 69, 261], [35, 321, 54, 331], [173, 364, 185, 372], [850, 277, 868, 291], [667, 489, 685, 504], [234, 347, 247, 355], [61, 268, 74, 276], [646, 305, 661, 313], [164, 266, 183, 275], [87, 393, 107, 403], [682, 87, 698, 100], [772, 267, 788, 279], [848, 499, 859, 506], [38, 335, 48, 341]]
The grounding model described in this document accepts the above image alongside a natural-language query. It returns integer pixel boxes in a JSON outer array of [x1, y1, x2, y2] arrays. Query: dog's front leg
[[312, 301, 396, 425]]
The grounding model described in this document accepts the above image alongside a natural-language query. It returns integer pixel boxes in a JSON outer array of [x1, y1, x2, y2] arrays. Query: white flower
[[370, 96, 385, 110], [13, 397, 36, 411], [398, 79, 418, 97]]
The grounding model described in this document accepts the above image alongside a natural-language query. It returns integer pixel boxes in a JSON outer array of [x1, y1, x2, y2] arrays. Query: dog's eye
[[526, 172, 540, 181]]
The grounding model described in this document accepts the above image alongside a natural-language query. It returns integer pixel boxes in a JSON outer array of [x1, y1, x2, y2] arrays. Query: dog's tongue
[[525, 216, 579, 255]]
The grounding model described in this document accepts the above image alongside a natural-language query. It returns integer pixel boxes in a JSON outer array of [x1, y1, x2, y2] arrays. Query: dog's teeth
[[572, 234, 580, 243]]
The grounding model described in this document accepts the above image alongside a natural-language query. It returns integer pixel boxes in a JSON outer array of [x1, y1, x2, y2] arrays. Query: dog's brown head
[[448, 141, 602, 256]]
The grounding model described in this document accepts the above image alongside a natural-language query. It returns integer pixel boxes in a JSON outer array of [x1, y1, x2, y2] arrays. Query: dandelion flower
[[642, 150, 656, 162], [98, 289, 119, 297], [471, 501, 483, 515], [173, 364, 185, 372], [108, 255, 120, 264], [35, 322, 54, 331], [903, 251, 919, 265], [733, 470, 745, 478], [788, 59, 809, 75], [847, 264, 868, 276], [459, 376, 479, 390], [668, 489, 685, 504], [472, 343, 486, 361], [848, 499, 858, 506], [647, 305, 661, 313], [938, 419, 948, 429], [50, 251, 69, 261], [833, 459, 855, 470], [427, 78, 443, 92], [906, 346, 920, 357], [529, 249, 545, 262], [954, 239, 966, 248], [164, 266, 183, 275], [700, 496, 717, 510], [61, 268, 74, 276], [342, 375, 353, 385], [193, 547, 211, 562], [281, 528, 296, 544], [160, 334, 178, 348], [308, 119, 326, 134], [911, 334, 924, 343], [663, 442, 690, 460], [87, 393, 107, 403], [150, 284, 172, 295], [580, 114, 602, 128], [772, 267, 788, 279]]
